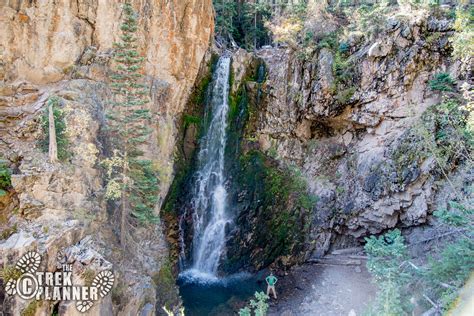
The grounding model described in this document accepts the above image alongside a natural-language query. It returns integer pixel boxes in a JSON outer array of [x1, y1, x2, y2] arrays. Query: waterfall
[[184, 56, 232, 279]]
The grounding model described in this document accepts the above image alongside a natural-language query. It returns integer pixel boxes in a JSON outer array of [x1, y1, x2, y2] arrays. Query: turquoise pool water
[[177, 270, 266, 315]]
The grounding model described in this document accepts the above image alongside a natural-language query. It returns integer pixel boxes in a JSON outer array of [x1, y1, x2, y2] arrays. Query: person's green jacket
[[266, 275, 278, 286]]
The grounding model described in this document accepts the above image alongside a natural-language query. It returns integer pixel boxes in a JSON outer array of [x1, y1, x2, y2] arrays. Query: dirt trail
[[268, 254, 376, 316]]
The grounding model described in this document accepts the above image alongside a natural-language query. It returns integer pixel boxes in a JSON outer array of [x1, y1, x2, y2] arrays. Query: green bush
[[20, 301, 40, 316], [238, 292, 269, 316], [1, 223, 17, 240], [364, 229, 413, 315], [183, 114, 200, 128], [0, 159, 11, 197], [336, 87, 356, 104], [0, 264, 22, 282], [425, 199, 474, 311], [347, 3, 389, 41], [338, 41, 350, 54], [317, 32, 339, 50], [451, 6, 474, 60], [365, 199, 473, 314], [426, 237, 474, 311], [392, 99, 472, 179], [429, 73, 456, 92], [433, 201, 473, 227], [333, 51, 353, 85]]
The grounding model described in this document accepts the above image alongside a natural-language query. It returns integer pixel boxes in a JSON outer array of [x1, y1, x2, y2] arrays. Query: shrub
[[433, 201, 473, 227], [238, 292, 269, 316], [451, 6, 474, 60], [365, 199, 474, 314], [426, 199, 474, 311], [395, 99, 472, 178], [426, 237, 474, 311], [0, 264, 22, 282], [21, 301, 41, 316], [317, 32, 339, 50], [346, 3, 390, 41], [336, 87, 356, 104], [0, 159, 11, 197], [429, 73, 456, 92], [1, 223, 17, 240], [333, 51, 353, 85], [183, 114, 201, 129], [364, 229, 412, 315], [338, 41, 350, 54]]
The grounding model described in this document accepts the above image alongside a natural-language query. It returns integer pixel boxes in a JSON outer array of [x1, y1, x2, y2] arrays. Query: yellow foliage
[[105, 179, 122, 200], [451, 8, 474, 60], [102, 150, 125, 201], [102, 150, 124, 177], [266, 16, 303, 47], [64, 106, 92, 139], [77, 143, 99, 166], [460, 82, 474, 135]]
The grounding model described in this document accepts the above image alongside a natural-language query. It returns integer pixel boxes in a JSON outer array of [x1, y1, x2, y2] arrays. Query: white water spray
[[186, 56, 232, 279]]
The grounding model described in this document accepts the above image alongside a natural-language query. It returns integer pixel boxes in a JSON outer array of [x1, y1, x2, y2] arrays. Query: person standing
[[266, 272, 278, 299]]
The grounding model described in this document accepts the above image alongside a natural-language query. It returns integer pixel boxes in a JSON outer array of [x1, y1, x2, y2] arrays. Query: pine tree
[[364, 229, 412, 315], [214, 0, 237, 41], [105, 1, 159, 247]]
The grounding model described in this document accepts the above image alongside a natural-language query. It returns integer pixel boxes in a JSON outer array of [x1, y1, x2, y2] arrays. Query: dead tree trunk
[[120, 156, 129, 249], [48, 101, 58, 163]]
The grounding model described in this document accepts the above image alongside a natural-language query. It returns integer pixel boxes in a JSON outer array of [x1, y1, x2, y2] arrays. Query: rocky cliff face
[[0, 1, 213, 315], [220, 10, 472, 271], [1, 1, 471, 313], [257, 14, 450, 235]]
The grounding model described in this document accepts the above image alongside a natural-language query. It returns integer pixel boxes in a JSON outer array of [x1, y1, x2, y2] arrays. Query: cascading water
[[177, 55, 263, 315], [184, 56, 232, 278]]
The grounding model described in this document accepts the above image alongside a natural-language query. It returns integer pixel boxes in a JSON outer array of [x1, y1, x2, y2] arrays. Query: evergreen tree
[[105, 1, 159, 247], [428, 201, 474, 311], [244, 1, 272, 50], [213, 0, 272, 50], [214, 0, 238, 41], [364, 229, 412, 315]]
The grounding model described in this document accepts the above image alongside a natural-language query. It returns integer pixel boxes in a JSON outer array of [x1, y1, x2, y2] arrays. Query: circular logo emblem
[[16, 273, 39, 300]]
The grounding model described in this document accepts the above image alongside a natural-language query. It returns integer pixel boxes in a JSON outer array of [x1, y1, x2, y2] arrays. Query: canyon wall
[[220, 10, 472, 271], [1, 0, 472, 313], [0, 0, 213, 315]]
